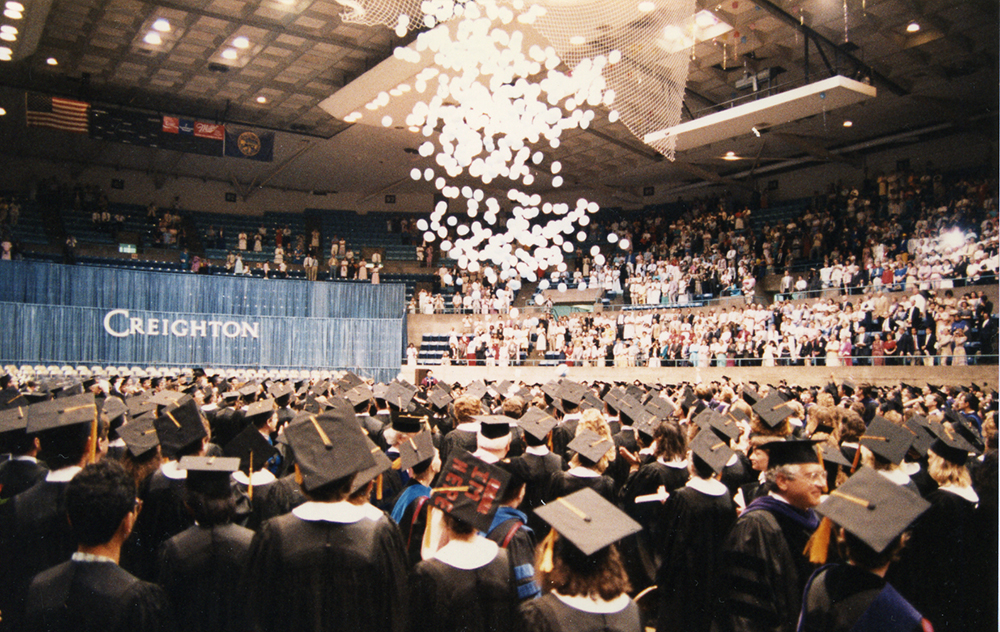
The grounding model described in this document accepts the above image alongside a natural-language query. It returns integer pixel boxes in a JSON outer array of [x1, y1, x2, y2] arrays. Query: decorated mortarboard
[[534, 487, 642, 556], [224, 425, 278, 473], [752, 391, 796, 428], [351, 434, 394, 494], [816, 467, 931, 554], [819, 443, 852, 468], [476, 415, 512, 439], [518, 407, 559, 441], [690, 428, 735, 474], [244, 398, 276, 426], [464, 381, 489, 402], [0, 404, 30, 435], [927, 421, 975, 465], [567, 429, 614, 463], [284, 407, 376, 492], [859, 416, 913, 465], [397, 430, 436, 471], [427, 387, 453, 411], [26, 393, 97, 433], [180, 456, 240, 498], [118, 417, 160, 458], [761, 439, 822, 468], [902, 415, 934, 457], [153, 398, 207, 459], [429, 448, 510, 532]]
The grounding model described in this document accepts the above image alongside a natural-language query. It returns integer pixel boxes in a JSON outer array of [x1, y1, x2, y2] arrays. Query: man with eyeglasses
[[713, 440, 826, 632]]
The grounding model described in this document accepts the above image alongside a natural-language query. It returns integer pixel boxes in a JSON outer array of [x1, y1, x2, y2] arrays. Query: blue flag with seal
[[225, 127, 274, 162]]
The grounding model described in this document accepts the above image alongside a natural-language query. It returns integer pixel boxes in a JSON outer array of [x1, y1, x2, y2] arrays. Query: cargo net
[[336, 0, 693, 160]]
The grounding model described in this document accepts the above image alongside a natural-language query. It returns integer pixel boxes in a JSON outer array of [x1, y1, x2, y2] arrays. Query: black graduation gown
[[0, 457, 47, 500], [720, 452, 756, 497], [244, 510, 409, 632], [25, 560, 173, 632], [798, 564, 927, 632], [507, 451, 564, 536], [655, 485, 737, 632], [439, 428, 477, 468], [518, 592, 642, 632], [887, 488, 979, 632], [121, 468, 193, 581], [485, 512, 539, 601], [713, 500, 819, 632], [394, 481, 432, 567], [546, 469, 616, 503], [551, 416, 580, 460], [158, 523, 254, 632], [231, 474, 308, 531], [0, 478, 75, 632], [210, 407, 245, 449], [409, 549, 518, 632]]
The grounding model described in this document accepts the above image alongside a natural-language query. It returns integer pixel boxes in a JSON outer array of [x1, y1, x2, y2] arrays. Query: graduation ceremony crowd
[[0, 365, 996, 632]]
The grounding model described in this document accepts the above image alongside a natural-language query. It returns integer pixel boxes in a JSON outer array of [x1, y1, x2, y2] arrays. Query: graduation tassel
[[805, 517, 833, 564], [538, 530, 557, 573], [376, 474, 383, 501], [247, 451, 253, 502], [850, 444, 862, 473], [88, 409, 98, 465]]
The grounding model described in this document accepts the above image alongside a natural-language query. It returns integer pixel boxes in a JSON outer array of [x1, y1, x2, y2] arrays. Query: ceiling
[[0, 0, 995, 205]]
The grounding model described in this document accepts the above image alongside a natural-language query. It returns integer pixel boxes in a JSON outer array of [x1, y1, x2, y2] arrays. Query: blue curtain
[[0, 262, 404, 382]]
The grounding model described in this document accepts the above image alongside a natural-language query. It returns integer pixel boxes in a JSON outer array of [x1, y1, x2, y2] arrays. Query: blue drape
[[0, 262, 404, 382]]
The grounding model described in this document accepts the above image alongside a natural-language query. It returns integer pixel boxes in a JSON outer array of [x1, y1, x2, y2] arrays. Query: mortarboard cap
[[345, 385, 373, 410], [633, 414, 659, 440], [762, 439, 822, 468], [351, 434, 394, 494], [708, 412, 741, 442], [518, 407, 559, 442], [338, 372, 366, 391], [927, 421, 974, 466], [903, 415, 934, 458], [148, 390, 183, 408], [567, 429, 614, 463], [752, 392, 796, 428], [0, 404, 30, 436], [153, 398, 207, 459], [464, 381, 489, 402], [239, 384, 259, 400], [27, 393, 97, 433], [680, 386, 697, 410], [816, 467, 931, 554], [429, 448, 510, 531], [391, 412, 424, 434], [427, 387, 453, 412], [741, 385, 761, 406], [398, 430, 436, 471], [244, 398, 276, 426], [692, 408, 717, 430], [180, 455, 240, 498], [224, 425, 278, 473], [580, 390, 604, 411], [118, 416, 160, 458], [384, 381, 416, 410], [269, 383, 294, 405], [284, 407, 376, 492], [691, 428, 735, 474], [602, 389, 622, 411], [534, 487, 641, 556], [819, 443, 852, 468], [645, 396, 676, 420], [221, 390, 240, 403], [859, 416, 913, 465], [476, 415, 512, 440], [944, 409, 984, 454]]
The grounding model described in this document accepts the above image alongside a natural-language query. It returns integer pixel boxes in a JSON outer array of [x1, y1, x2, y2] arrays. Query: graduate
[[0, 404, 47, 500], [243, 403, 408, 632], [798, 468, 932, 632], [546, 410, 617, 502], [389, 430, 440, 565], [655, 429, 738, 632], [408, 449, 519, 632], [157, 456, 253, 632], [505, 407, 563, 538], [714, 440, 825, 632], [520, 487, 643, 632], [486, 462, 540, 602], [24, 460, 173, 632]]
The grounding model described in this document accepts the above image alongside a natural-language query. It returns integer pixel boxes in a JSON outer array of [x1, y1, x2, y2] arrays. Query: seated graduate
[[0, 404, 47, 501], [409, 449, 519, 632], [243, 403, 408, 632], [24, 460, 173, 632], [157, 456, 254, 632], [798, 467, 933, 632], [223, 417, 280, 531], [520, 487, 643, 632]]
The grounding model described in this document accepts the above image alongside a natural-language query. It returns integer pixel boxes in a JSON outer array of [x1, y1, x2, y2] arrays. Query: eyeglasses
[[792, 471, 828, 484]]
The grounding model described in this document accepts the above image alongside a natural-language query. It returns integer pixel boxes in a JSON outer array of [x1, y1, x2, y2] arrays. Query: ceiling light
[[46, 57, 57, 65], [569, 35, 585, 45], [906, 22, 920, 33], [152, 18, 171, 32], [637, 1, 655, 12], [144, 32, 162, 45], [0, 31, 14, 41], [1, 25, 16, 33], [256, 95, 267, 103], [233, 36, 250, 49], [722, 151, 740, 160], [6, 1, 24, 10], [3, 9, 21, 18], [842, 120, 853, 127], [0, 107, 5, 115], [751, 126, 760, 137], [221, 48, 238, 60]]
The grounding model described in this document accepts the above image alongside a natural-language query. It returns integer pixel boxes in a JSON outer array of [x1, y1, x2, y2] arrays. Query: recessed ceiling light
[[3, 9, 21, 19], [569, 35, 586, 45], [144, 32, 162, 45], [221, 48, 238, 60], [233, 36, 250, 49], [843, 120, 853, 127], [256, 95, 267, 103], [906, 22, 920, 33], [637, 1, 655, 12], [722, 151, 740, 160], [152, 18, 170, 32], [46, 57, 57, 65]]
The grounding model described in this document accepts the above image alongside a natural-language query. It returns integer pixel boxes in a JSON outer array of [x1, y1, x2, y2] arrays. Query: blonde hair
[[816, 392, 835, 407], [569, 408, 615, 473], [927, 450, 971, 487], [452, 396, 482, 423]]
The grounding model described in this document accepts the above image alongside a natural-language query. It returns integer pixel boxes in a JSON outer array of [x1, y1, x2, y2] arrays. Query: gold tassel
[[247, 450, 253, 502], [376, 474, 383, 501], [88, 408, 98, 464], [805, 517, 833, 564], [538, 530, 557, 573]]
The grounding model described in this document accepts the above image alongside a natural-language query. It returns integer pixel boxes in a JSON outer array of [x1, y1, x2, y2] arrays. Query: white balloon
[[619, 239, 630, 250], [416, 219, 429, 231], [576, 231, 587, 241], [410, 168, 421, 180], [608, 233, 619, 244], [557, 282, 567, 292], [552, 176, 563, 187], [447, 215, 458, 226], [594, 254, 605, 265], [423, 231, 435, 242], [590, 245, 600, 256], [535, 294, 545, 305], [381, 115, 393, 127]]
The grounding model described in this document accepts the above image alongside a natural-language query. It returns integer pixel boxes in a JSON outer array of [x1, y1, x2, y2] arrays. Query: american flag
[[25, 92, 90, 133]]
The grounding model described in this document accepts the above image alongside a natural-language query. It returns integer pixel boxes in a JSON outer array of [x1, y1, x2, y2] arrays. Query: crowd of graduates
[[0, 367, 995, 632]]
